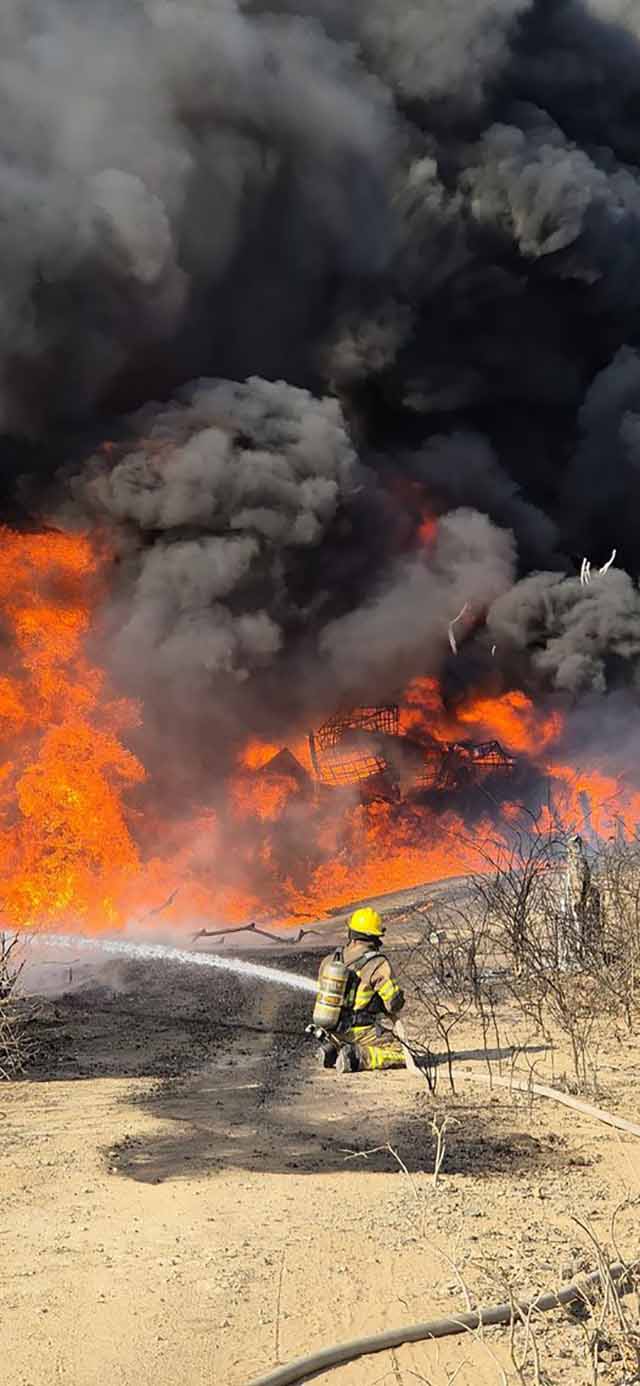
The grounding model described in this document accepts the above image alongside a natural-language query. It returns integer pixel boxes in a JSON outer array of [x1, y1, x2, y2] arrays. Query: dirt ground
[[3, 943, 640, 1386]]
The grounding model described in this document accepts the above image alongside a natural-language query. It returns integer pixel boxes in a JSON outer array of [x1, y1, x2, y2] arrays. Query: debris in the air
[[580, 558, 591, 586], [580, 550, 616, 584], [448, 602, 469, 655]]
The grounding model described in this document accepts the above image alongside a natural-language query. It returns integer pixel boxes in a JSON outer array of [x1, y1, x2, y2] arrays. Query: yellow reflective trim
[[378, 978, 400, 1003], [371, 1045, 402, 1069], [352, 994, 374, 1012]]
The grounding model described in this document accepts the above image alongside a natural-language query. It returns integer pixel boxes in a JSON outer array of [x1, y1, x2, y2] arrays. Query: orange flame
[[455, 689, 562, 755], [2, 526, 640, 937], [0, 528, 144, 930], [416, 512, 438, 547], [399, 675, 459, 742], [239, 738, 282, 771]]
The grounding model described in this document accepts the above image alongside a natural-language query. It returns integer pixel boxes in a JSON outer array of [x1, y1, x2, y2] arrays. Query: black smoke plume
[[4, 0, 640, 789]]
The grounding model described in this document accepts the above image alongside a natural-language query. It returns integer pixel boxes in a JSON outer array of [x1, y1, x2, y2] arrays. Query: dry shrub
[[0, 931, 26, 1078], [403, 821, 640, 1093]]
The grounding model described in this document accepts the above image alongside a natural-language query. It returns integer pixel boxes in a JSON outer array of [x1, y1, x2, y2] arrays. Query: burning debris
[[255, 747, 312, 792], [309, 706, 400, 791], [2, 519, 639, 937], [307, 704, 514, 804]]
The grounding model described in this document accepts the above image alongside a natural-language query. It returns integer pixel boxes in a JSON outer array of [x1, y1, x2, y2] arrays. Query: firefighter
[[311, 907, 407, 1073]]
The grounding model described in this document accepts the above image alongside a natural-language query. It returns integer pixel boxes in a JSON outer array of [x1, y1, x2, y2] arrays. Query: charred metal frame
[[308, 707, 514, 799], [308, 705, 398, 787]]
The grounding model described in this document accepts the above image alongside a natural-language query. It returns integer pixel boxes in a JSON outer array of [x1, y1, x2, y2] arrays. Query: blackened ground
[[20, 951, 318, 1081]]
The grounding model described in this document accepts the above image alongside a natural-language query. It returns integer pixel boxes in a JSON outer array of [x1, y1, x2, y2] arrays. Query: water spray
[[26, 932, 317, 995]]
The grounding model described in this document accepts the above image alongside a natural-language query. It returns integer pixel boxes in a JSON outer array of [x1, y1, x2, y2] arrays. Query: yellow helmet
[[349, 907, 383, 937]]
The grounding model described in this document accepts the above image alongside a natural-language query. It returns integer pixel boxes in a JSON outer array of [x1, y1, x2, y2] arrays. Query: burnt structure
[[308, 706, 514, 804]]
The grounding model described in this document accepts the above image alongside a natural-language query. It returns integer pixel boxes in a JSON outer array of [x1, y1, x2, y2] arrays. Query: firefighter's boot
[[336, 1043, 360, 1074], [318, 1038, 338, 1069]]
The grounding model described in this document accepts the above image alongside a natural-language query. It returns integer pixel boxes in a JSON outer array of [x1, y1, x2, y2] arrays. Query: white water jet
[[27, 932, 317, 994]]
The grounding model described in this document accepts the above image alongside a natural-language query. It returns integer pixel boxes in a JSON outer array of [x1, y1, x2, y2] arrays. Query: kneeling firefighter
[[308, 908, 407, 1073]]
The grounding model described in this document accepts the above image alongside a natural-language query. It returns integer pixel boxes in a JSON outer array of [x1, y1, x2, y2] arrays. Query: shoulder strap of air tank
[[350, 948, 387, 973]]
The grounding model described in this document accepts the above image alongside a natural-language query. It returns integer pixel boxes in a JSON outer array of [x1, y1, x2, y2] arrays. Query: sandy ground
[[3, 947, 640, 1386]]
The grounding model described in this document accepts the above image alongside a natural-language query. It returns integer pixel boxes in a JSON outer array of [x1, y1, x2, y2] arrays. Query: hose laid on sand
[[247, 1081, 640, 1386], [246, 1261, 633, 1386], [453, 1068, 640, 1140], [400, 1034, 640, 1137]]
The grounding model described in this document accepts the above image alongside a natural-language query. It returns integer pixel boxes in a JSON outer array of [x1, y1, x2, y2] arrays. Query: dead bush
[[0, 931, 26, 1078], [404, 819, 640, 1094]]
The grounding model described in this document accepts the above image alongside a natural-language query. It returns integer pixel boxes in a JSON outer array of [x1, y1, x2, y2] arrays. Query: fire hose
[[306, 1020, 640, 1136], [247, 1063, 640, 1386], [245, 1261, 636, 1386]]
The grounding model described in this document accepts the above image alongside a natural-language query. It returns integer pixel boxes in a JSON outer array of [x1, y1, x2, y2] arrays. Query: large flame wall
[[1, 527, 639, 936]]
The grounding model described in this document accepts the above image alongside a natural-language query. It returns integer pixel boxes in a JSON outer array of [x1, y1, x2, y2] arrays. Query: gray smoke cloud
[[393, 431, 558, 571], [464, 111, 640, 311], [320, 508, 516, 698], [0, 0, 393, 433], [251, 0, 531, 109], [357, 0, 530, 107], [5, 0, 640, 779], [488, 567, 640, 694], [74, 376, 361, 697]]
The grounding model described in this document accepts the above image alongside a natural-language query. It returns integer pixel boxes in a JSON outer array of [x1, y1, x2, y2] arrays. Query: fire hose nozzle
[[305, 1023, 327, 1040]]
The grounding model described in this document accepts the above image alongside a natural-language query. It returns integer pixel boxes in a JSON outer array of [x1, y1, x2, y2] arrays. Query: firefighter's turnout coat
[[318, 939, 406, 1070]]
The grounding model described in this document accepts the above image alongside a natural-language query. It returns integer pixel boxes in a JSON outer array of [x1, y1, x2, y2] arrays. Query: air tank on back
[[312, 952, 349, 1031]]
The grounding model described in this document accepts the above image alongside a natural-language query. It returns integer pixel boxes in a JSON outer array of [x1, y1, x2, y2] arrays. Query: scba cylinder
[[312, 955, 350, 1031]]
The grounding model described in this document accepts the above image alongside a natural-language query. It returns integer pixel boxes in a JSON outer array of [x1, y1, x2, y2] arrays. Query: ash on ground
[[19, 953, 319, 1081]]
